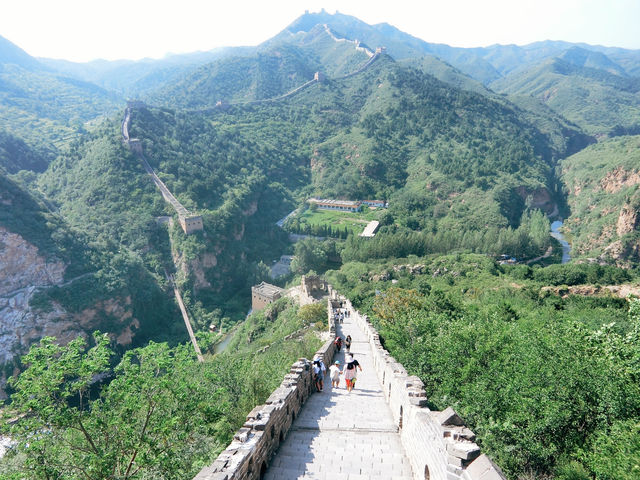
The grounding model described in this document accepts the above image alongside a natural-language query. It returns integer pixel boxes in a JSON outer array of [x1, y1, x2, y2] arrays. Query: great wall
[[121, 104, 203, 234], [194, 285, 505, 480], [121, 25, 386, 232], [121, 23, 386, 222], [120, 29, 504, 478]]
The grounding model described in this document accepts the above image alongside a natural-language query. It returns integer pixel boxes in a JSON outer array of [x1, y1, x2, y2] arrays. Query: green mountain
[[560, 135, 640, 265], [153, 45, 321, 107], [278, 12, 640, 85], [152, 28, 371, 107], [557, 46, 629, 76], [398, 55, 491, 95], [276, 10, 502, 84], [128, 53, 578, 271], [0, 36, 123, 167], [0, 129, 49, 173], [490, 56, 640, 136], [39, 47, 253, 96]]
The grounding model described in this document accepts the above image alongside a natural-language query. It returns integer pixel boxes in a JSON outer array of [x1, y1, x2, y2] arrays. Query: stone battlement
[[338, 289, 505, 480], [193, 302, 336, 480]]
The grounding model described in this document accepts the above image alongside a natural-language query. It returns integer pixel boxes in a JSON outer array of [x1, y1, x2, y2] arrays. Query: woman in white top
[[329, 361, 341, 388]]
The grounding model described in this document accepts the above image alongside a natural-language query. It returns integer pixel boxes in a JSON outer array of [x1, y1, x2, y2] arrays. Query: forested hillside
[[0, 130, 49, 174], [0, 35, 123, 174], [104, 43, 632, 327], [1, 11, 640, 480], [326, 255, 640, 480], [0, 171, 179, 398], [151, 27, 369, 107], [560, 135, 640, 264], [491, 56, 640, 136]]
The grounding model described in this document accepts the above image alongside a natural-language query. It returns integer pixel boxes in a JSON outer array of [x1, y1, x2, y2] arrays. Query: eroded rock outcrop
[[616, 202, 639, 237], [516, 186, 558, 215], [0, 228, 138, 398], [0, 228, 66, 296], [600, 167, 640, 194]]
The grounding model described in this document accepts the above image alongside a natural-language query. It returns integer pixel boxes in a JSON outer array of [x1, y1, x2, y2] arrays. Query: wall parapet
[[193, 299, 336, 480], [332, 287, 506, 480]]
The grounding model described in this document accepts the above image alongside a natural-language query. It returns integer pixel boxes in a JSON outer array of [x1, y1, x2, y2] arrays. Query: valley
[[0, 9, 639, 480]]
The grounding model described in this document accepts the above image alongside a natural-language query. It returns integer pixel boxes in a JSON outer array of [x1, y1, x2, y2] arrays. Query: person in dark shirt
[[345, 335, 352, 353], [312, 357, 326, 392]]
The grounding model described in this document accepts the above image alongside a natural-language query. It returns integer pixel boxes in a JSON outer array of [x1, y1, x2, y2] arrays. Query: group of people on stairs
[[313, 350, 362, 393]]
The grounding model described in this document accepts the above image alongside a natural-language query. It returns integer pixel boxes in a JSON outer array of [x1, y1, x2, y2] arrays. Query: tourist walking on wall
[[345, 335, 352, 353], [313, 357, 326, 392], [334, 335, 343, 351], [343, 354, 362, 393], [329, 361, 341, 388]]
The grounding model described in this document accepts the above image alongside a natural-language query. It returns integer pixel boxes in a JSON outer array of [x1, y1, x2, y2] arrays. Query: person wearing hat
[[329, 360, 342, 388]]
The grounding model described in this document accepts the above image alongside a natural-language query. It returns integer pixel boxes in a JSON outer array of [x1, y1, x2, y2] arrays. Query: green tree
[[298, 303, 328, 325], [291, 238, 330, 274], [3, 334, 230, 480]]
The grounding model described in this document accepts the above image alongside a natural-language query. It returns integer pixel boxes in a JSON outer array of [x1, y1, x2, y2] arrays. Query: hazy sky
[[1, 0, 639, 62]]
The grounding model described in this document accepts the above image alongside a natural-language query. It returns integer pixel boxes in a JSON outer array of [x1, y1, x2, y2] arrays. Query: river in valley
[[213, 332, 234, 354], [550, 220, 571, 264]]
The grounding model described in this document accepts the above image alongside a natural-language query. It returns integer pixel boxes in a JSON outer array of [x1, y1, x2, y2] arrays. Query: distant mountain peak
[[0, 34, 46, 71], [558, 46, 628, 76]]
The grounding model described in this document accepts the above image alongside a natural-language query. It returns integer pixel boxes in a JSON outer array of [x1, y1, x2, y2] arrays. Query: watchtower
[[251, 282, 284, 312], [128, 139, 143, 155], [179, 215, 203, 234]]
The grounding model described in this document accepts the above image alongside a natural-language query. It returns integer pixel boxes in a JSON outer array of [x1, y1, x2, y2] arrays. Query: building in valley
[[251, 282, 284, 312], [308, 198, 362, 212]]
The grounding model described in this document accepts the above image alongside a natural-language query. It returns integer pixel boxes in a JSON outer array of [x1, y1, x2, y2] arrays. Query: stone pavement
[[263, 313, 414, 480]]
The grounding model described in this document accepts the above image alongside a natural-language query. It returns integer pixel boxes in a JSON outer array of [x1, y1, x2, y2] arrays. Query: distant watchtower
[[251, 282, 284, 312], [128, 139, 143, 155], [179, 215, 204, 234], [376, 46, 386, 54], [314, 71, 326, 82]]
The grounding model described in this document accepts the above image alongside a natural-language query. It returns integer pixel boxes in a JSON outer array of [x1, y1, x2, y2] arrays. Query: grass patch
[[288, 206, 383, 236]]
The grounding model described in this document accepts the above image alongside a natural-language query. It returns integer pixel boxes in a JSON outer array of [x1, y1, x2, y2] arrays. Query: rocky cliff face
[[0, 227, 137, 398], [1, 228, 67, 367], [563, 161, 640, 265], [516, 186, 558, 216], [616, 202, 639, 237], [0, 227, 66, 296]]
